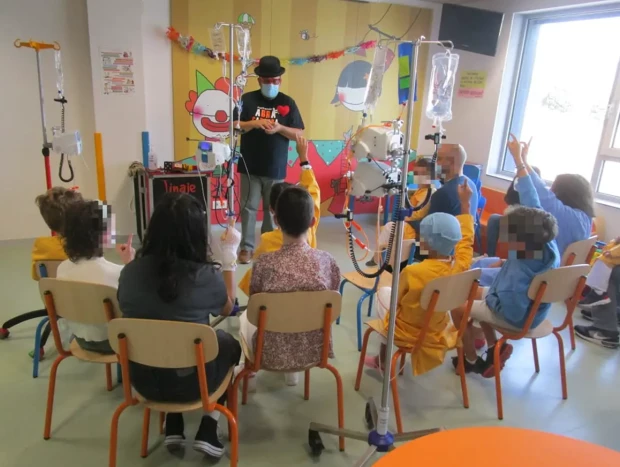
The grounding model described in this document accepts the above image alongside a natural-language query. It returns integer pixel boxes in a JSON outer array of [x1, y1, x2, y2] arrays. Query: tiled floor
[[1, 217, 619, 466]]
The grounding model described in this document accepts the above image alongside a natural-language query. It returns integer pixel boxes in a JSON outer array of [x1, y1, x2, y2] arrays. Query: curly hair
[[137, 193, 217, 303], [35, 187, 83, 234], [501, 205, 558, 257], [63, 201, 109, 261], [551, 174, 595, 218]]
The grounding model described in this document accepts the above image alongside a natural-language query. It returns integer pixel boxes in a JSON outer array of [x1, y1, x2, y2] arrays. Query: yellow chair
[[355, 269, 481, 434], [232, 291, 345, 451], [107, 318, 238, 467], [39, 278, 120, 440]]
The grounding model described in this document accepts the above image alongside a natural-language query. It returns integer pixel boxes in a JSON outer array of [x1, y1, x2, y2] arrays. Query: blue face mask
[[261, 84, 279, 100]]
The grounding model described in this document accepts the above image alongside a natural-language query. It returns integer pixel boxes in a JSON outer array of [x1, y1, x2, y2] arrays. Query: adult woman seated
[[474, 137, 594, 285], [118, 193, 241, 459]]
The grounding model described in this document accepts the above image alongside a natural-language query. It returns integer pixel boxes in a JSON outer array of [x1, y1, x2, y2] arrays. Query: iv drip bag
[[425, 52, 459, 126], [55, 50, 64, 98], [364, 46, 388, 114]]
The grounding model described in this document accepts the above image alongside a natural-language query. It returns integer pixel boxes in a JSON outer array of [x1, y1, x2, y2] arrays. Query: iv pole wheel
[[308, 429, 325, 457]]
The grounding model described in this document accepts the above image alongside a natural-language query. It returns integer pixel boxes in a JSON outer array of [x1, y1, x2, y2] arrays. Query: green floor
[[1, 218, 619, 466]]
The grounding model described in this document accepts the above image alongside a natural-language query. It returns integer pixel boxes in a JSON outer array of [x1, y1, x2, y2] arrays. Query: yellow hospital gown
[[403, 187, 436, 239], [238, 168, 320, 296], [31, 236, 67, 280], [383, 214, 474, 376]]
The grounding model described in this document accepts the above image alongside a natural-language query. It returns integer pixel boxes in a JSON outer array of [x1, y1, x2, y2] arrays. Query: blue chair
[[337, 240, 417, 350], [463, 164, 482, 186]]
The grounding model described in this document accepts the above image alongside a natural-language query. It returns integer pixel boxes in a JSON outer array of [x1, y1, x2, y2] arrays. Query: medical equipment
[[195, 140, 232, 171], [309, 35, 455, 467], [425, 51, 460, 129], [364, 45, 389, 114]]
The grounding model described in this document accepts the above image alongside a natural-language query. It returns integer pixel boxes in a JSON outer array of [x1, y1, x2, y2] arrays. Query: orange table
[[375, 427, 620, 466]]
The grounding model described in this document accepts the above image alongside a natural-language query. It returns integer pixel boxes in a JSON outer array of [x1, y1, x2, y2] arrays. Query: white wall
[[0, 0, 96, 240], [431, 0, 620, 239]]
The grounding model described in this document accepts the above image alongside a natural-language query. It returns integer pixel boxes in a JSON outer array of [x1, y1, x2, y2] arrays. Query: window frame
[[498, 5, 620, 200]]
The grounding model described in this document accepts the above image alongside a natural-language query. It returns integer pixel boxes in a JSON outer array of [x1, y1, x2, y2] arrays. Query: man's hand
[[265, 120, 282, 135], [253, 119, 275, 131], [507, 133, 524, 167], [458, 178, 473, 214], [116, 233, 135, 265], [296, 133, 308, 162]]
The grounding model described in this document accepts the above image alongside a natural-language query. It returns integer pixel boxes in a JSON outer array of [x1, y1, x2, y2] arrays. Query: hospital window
[[500, 6, 620, 201]]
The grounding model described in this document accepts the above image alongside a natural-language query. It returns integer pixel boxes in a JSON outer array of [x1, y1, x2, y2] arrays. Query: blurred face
[[436, 147, 454, 180], [499, 215, 544, 260], [99, 202, 116, 248], [413, 165, 431, 186]]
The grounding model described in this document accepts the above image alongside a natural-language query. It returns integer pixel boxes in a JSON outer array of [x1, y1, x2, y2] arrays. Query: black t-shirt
[[234, 90, 304, 179]]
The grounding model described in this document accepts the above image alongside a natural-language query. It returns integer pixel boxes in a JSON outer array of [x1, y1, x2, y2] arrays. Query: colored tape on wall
[[398, 43, 417, 105]]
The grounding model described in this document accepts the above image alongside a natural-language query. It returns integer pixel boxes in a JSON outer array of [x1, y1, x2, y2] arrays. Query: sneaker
[[237, 249, 253, 265], [580, 285, 592, 300], [163, 413, 185, 452], [575, 325, 620, 349], [284, 372, 300, 386], [474, 338, 486, 350], [233, 364, 257, 393], [579, 290, 611, 310], [193, 416, 224, 458], [581, 309, 620, 325], [365, 258, 378, 267], [451, 356, 485, 374], [480, 343, 514, 379]]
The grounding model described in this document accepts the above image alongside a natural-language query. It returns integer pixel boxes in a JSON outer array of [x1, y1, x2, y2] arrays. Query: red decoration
[[277, 105, 290, 117]]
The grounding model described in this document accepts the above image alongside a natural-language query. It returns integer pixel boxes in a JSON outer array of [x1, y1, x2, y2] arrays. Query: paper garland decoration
[[166, 27, 377, 66]]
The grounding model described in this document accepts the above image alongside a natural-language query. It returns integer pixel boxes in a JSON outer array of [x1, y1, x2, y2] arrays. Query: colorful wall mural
[[171, 0, 433, 223]]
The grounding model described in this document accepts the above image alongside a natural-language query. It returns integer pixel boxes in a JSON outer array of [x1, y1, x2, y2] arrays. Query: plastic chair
[[107, 319, 238, 467], [232, 291, 345, 451], [355, 269, 481, 434], [338, 240, 417, 351], [481, 265, 589, 420], [463, 164, 482, 186], [39, 278, 121, 440], [561, 236, 597, 351], [32, 261, 62, 377]]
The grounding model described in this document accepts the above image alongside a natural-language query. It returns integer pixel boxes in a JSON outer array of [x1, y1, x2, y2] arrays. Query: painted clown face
[[186, 74, 241, 140], [331, 60, 372, 112]]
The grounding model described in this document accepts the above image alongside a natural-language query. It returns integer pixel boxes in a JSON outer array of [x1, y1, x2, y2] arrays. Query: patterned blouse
[[249, 241, 341, 370]]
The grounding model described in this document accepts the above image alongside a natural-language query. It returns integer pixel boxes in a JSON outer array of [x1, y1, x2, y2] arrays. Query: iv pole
[[308, 36, 454, 467]]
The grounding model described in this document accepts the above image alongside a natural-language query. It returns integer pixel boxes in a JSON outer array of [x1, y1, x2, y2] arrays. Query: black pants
[[130, 330, 241, 405]]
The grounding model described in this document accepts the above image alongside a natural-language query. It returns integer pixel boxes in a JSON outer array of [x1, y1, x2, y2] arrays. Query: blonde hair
[[35, 187, 83, 234]]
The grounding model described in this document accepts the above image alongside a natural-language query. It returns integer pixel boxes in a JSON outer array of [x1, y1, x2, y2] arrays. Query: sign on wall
[[458, 70, 487, 99], [101, 50, 135, 95]]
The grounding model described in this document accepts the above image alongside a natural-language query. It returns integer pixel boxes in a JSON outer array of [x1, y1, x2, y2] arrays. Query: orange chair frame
[[562, 244, 597, 351], [355, 279, 480, 434], [230, 303, 345, 451], [42, 291, 117, 440], [488, 274, 587, 420], [109, 334, 238, 467]]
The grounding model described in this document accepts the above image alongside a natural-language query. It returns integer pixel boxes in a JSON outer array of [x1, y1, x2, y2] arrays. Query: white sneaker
[[284, 372, 300, 386], [233, 364, 257, 392]]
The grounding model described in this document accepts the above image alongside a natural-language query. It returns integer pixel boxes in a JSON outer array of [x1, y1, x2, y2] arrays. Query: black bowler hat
[[254, 56, 286, 78]]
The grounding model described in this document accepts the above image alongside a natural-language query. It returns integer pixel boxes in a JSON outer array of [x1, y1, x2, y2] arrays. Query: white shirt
[[56, 257, 124, 342]]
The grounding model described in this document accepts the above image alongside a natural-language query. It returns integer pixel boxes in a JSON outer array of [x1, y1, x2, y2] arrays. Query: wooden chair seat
[[137, 367, 234, 413], [342, 270, 393, 291], [69, 340, 118, 364], [492, 319, 554, 340]]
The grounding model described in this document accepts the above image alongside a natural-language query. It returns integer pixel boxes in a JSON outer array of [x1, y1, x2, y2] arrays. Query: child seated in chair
[[364, 179, 474, 376], [239, 185, 340, 388], [56, 200, 135, 354], [238, 134, 320, 294], [451, 135, 559, 377], [367, 157, 437, 268]]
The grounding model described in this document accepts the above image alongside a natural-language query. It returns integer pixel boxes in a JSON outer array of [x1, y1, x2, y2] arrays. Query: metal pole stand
[[308, 36, 454, 466]]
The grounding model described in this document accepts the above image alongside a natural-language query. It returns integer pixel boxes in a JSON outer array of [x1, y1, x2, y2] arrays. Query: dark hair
[[501, 205, 558, 255], [504, 166, 541, 206], [275, 187, 314, 238], [63, 200, 108, 261], [35, 187, 83, 234], [269, 182, 294, 211], [137, 193, 215, 302], [551, 174, 595, 218]]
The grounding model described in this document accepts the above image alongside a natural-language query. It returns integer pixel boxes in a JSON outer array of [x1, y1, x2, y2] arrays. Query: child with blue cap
[[365, 180, 475, 376]]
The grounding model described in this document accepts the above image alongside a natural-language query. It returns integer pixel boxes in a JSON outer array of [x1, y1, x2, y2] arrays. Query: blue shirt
[[428, 175, 479, 218], [485, 174, 560, 328], [518, 170, 592, 256]]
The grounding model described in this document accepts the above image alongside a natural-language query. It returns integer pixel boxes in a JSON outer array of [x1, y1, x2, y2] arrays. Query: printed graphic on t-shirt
[[253, 106, 278, 122]]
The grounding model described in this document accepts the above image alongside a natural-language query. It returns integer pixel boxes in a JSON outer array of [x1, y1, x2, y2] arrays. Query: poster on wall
[[101, 50, 135, 95], [457, 71, 487, 98]]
